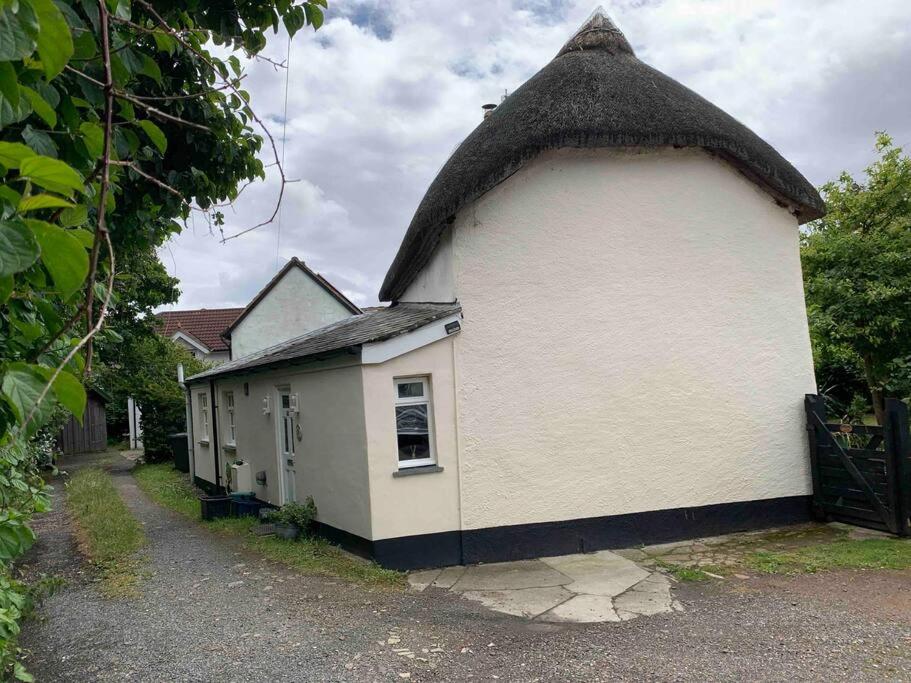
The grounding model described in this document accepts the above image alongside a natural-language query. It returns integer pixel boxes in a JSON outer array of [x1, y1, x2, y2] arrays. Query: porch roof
[[186, 302, 461, 382]]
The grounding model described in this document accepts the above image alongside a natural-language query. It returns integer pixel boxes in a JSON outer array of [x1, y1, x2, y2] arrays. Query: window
[[224, 391, 236, 446], [198, 393, 209, 442], [394, 377, 435, 468]]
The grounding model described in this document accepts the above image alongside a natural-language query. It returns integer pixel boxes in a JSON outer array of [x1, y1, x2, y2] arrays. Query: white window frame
[[223, 391, 236, 447], [198, 392, 209, 443], [393, 376, 436, 469]]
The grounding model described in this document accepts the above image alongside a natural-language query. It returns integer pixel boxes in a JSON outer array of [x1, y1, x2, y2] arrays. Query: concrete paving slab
[[541, 594, 620, 623], [460, 586, 572, 619], [407, 569, 441, 592], [432, 566, 466, 589], [613, 575, 673, 618], [613, 548, 648, 561], [540, 551, 648, 597], [641, 540, 695, 556], [451, 560, 572, 592]]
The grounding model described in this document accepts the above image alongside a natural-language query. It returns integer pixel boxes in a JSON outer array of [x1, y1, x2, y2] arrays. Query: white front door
[[277, 390, 297, 504]]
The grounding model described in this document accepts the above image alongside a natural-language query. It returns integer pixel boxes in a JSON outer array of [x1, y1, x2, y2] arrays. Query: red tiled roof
[[156, 308, 244, 352]]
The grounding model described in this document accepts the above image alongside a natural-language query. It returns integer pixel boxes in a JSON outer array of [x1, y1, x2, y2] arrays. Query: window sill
[[392, 465, 444, 478]]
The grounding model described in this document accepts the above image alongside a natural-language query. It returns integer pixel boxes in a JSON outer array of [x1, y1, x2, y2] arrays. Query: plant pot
[[273, 522, 300, 540], [199, 495, 232, 520]]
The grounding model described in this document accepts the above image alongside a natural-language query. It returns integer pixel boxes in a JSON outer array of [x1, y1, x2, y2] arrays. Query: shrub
[[96, 337, 208, 462], [264, 497, 318, 533]]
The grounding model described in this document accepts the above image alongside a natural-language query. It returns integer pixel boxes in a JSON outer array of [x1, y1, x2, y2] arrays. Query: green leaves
[[79, 121, 105, 157], [20, 85, 56, 127], [17, 194, 73, 212], [0, 62, 18, 106], [27, 219, 89, 299], [137, 119, 167, 153], [0, 220, 39, 277], [35, 365, 85, 419], [1, 363, 49, 424], [0, 142, 34, 169], [18, 155, 84, 197], [0, 1, 39, 62], [27, 0, 73, 79]]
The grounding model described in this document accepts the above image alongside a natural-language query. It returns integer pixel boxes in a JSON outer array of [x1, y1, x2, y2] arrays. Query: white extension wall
[[434, 147, 816, 530], [230, 266, 356, 359]]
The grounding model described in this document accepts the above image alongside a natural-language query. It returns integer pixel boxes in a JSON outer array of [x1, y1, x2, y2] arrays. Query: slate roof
[[157, 308, 244, 352], [224, 257, 361, 337], [379, 9, 825, 301], [187, 302, 461, 381]]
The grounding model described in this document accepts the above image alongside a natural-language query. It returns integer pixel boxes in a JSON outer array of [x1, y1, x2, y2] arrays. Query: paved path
[[18, 453, 911, 682], [410, 551, 682, 623]]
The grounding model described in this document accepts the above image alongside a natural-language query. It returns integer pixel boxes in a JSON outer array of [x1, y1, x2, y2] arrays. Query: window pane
[[397, 381, 424, 399], [282, 394, 290, 409], [396, 404, 430, 461]]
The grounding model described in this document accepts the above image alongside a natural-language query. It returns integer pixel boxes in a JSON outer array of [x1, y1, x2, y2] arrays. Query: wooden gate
[[805, 394, 911, 535]]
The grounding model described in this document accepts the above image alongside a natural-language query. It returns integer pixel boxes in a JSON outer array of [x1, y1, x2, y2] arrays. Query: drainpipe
[[209, 379, 222, 492], [450, 316, 466, 565], [178, 364, 195, 483]]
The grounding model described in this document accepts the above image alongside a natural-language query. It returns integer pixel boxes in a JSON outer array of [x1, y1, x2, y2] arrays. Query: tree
[[0, 0, 328, 676], [95, 335, 208, 459], [802, 133, 911, 424]]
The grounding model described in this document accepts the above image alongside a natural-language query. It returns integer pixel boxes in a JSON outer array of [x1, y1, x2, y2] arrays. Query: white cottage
[[224, 257, 362, 360], [185, 11, 824, 570]]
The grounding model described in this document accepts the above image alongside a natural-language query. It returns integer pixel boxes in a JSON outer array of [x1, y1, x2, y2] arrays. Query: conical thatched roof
[[380, 9, 825, 302]]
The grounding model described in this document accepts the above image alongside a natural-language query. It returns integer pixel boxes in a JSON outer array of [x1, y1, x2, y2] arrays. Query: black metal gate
[[805, 394, 911, 535]]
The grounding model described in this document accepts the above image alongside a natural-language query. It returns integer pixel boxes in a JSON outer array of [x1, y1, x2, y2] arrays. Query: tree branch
[[65, 65, 213, 132], [133, 0, 288, 241]]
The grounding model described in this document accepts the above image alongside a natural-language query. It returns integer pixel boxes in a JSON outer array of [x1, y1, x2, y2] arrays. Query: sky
[[159, 0, 911, 311]]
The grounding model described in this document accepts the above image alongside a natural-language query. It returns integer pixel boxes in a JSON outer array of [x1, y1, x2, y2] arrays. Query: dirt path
[[18, 453, 911, 682]]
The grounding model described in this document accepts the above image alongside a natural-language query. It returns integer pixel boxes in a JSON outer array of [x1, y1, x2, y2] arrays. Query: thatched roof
[[379, 9, 825, 302]]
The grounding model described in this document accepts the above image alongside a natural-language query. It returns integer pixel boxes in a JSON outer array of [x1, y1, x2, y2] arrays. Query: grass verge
[[745, 538, 911, 574], [66, 468, 145, 597], [134, 463, 404, 589]]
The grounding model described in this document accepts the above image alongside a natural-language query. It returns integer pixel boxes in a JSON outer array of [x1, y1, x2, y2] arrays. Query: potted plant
[[262, 497, 317, 540]]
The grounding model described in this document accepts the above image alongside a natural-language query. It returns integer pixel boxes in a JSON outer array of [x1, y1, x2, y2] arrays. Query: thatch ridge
[[379, 10, 824, 301]]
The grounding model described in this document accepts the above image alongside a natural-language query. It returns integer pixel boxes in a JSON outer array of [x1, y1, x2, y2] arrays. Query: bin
[[231, 492, 264, 518], [200, 495, 232, 520], [168, 432, 189, 472]]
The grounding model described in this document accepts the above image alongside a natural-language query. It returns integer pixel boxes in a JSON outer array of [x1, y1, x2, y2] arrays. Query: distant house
[[157, 307, 244, 364], [184, 11, 823, 570], [223, 257, 362, 360]]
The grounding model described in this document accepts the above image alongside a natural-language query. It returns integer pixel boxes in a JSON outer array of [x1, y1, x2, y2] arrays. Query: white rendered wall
[[362, 337, 460, 540], [231, 267, 356, 359], [448, 147, 817, 530], [188, 357, 372, 539], [399, 228, 455, 303]]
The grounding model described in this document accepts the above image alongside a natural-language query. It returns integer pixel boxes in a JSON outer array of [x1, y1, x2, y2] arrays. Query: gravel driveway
[[17, 455, 911, 682]]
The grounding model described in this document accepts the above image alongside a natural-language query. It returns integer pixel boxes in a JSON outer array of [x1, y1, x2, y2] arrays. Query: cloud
[[158, 0, 911, 311]]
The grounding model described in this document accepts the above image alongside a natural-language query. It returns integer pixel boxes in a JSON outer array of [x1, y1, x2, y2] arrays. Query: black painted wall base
[[193, 475, 220, 495], [314, 495, 813, 571]]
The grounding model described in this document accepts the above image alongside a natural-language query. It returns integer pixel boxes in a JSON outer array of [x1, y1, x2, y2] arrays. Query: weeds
[[66, 468, 145, 597]]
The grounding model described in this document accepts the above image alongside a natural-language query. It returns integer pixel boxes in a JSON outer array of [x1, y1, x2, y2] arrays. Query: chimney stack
[[482, 103, 497, 119]]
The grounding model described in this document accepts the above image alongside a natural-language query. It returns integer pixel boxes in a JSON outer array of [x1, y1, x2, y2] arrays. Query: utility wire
[[275, 34, 292, 270]]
